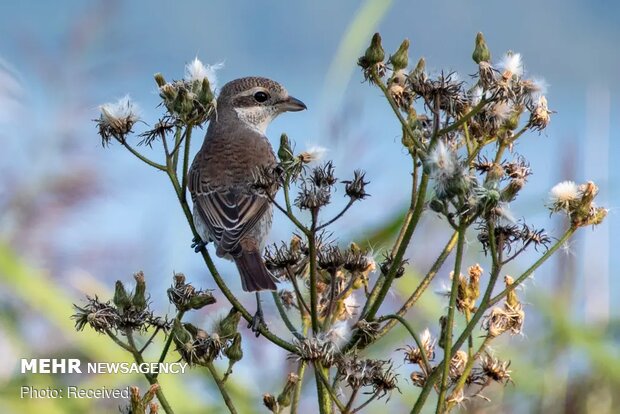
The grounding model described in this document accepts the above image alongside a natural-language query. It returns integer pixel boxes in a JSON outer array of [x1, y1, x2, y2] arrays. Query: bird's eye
[[254, 91, 269, 103]]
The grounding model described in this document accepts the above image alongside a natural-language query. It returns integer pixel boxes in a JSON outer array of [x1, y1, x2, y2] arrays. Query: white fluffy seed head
[[299, 145, 328, 164], [497, 52, 523, 78], [549, 181, 580, 204], [429, 141, 457, 175], [99, 95, 139, 124], [184, 57, 223, 89], [325, 321, 351, 348]]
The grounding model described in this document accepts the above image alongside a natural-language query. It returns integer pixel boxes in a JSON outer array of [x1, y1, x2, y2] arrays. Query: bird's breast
[[199, 130, 276, 192]]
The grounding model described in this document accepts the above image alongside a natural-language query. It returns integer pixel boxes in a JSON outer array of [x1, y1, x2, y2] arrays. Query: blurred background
[[0, 0, 618, 413]]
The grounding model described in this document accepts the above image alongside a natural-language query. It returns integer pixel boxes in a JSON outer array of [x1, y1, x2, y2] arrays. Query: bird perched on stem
[[189, 77, 306, 331]]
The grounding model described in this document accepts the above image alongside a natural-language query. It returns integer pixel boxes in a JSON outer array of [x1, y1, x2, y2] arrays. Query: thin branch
[[317, 199, 356, 231], [272, 291, 304, 339], [378, 314, 432, 374], [155, 311, 185, 371], [314, 363, 346, 413], [121, 141, 167, 171], [351, 393, 378, 413], [435, 220, 466, 413], [206, 362, 239, 414], [105, 329, 134, 353], [138, 326, 161, 354]]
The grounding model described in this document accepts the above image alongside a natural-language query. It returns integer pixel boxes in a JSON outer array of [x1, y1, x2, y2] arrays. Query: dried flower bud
[[167, 274, 215, 312], [361, 33, 385, 67], [262, 393, 278, 413], [224, 333, 243, 362], [159, 83, 177, 102], [277, 373, 300, 408], [449, 350, 468, 380], [197, 77, 214, 107], [278, 133, 294, 164], [171, 319, 192, 346], [113, 280, 131, 311], [410, 371, 427, 387], [483, 301, 524, 337], [217, 308, 242, 338], [72, 297, 120, 333], [379, 252, 407, 279], [412, 57, 426, 76], [96, 96, 140, 145], [478, 61, 495, 89], [143, 383, 160, 404], [132, 271, 147, 311], [389, 38, 410, 71], [480, 353, 513, 385], [153, 72, 166, 87], [504, 275, 519, 309], [472, 32, 491, 64], [528, 95, 552, 131], [402, 328, 436, 365]]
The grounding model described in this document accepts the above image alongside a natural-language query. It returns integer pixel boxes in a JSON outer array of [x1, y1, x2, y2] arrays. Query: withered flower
[[401, 328, 436, 365], [343, 170, 370, 201], [72, 296, 120, 333], [479, 353, 513, 385], [167, 273, 216, 312], [137, 117, 177, 147], [291, 336, 337, 367]]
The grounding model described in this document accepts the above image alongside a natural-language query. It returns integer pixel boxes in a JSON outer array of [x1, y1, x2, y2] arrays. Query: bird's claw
[[248, 309, 266, 337], [191, 237, 207, 253]]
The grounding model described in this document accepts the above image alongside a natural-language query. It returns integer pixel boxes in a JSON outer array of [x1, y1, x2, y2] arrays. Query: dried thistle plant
[[75, 33, 605, 414]]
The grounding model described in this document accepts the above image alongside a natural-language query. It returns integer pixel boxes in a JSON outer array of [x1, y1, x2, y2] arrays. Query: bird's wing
[[192, 187, 269, 256]]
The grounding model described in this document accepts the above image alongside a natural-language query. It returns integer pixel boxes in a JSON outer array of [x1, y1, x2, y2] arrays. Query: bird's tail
[[234, 248, 278, 292]]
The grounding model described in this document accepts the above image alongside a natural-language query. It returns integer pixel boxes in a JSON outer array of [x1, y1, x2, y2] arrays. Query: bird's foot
[[191, 236, 207, 253], [248, 308, 266, 337]]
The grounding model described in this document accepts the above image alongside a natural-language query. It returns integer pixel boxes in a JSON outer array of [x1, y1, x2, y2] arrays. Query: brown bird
[[189, 77, 306, 313]]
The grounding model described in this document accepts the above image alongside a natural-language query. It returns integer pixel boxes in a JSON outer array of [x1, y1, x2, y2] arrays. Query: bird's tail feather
[[234, 249, 278, 292]]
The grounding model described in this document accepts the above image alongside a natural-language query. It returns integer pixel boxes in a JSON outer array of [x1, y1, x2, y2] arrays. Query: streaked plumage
[[189, 77, 306, 291]]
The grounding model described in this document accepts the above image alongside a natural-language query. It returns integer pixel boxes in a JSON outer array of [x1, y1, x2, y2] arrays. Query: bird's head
[[215, 77, 306, 133]]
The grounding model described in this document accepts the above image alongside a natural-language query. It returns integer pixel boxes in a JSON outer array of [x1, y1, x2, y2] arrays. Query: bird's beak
[[279, 96, 307, 112]]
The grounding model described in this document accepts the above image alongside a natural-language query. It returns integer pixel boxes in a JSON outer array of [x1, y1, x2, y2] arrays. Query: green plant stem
[[374, 231, 458, 341], [314, 363, 343, 413], [370, 71, 427, 157], [363, 173, 429, 322], [378, 314, 431, 374], [172, 127, 182, 170], [363, 156, 417, 316], [413, 225, 578, 413], [121, 141, 166, 171], [445, 335, 494, 411], [435, 98, 489, 138], [292, 360, 308, 414], [156, 311, 185, 370], [271, 195, 311, 234], [308, 210, 320, 334], [291, 321, 310, 414], [206, 362, 238, 414], [105, 329, 134, 353], [180, 125, 193, 198], [464, 309, 473, 360], [121, 329, 175, 414], [272, 291, 303, 339], [351, 394, 378, 413], [435, 221, 466, 414], [489, 226, 577, 306], [308, 209, 332, 413], [317, 199, 355, 230]]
